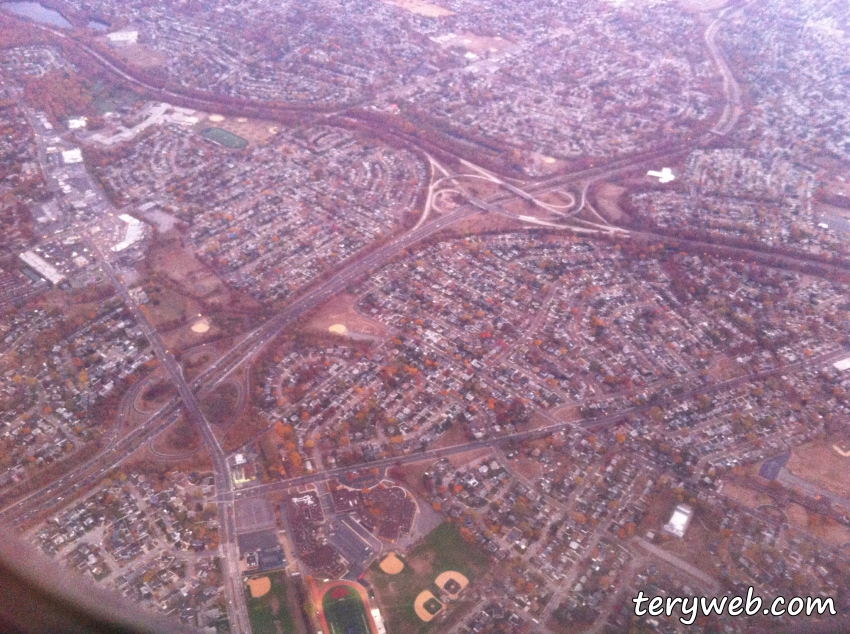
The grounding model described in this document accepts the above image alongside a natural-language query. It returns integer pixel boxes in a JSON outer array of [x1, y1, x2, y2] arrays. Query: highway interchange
[[0, 3, 831, 633]]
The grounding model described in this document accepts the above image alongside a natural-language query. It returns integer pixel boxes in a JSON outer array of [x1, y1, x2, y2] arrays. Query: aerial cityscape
[[0, 0, 849, 632]]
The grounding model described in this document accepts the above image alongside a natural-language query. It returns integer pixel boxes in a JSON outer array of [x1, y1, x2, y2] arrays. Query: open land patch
[[678, 0, 729, 10], [786, 439, 850, 498], [381, 0, 454, 17], [720, 481, 774, 508], [107, 44, 166, 69], [151, 414, 202, 456], [146, 242, 228, 304], [199, 382, 241, 427], [435, 33, 516, 56], [507, 454, 545, 481], [528, 152, 571, 173], [593, 183, 628, 223], [444, 211, 524, 237], [181, 350, 216, 381], [202, 114, 280, 146], [247, 572, 296, 634], [139, 284, 201, 328], [305, 292, 386, 338], [808, 516, 850, 546], [367, 522, 489, 634], [137, 375, 176, 410], [785, 502, 808, 529]]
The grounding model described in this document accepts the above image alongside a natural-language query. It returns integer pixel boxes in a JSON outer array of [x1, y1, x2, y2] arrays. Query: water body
[[1, 2, 72, 28], [87, 19, 108, 31]]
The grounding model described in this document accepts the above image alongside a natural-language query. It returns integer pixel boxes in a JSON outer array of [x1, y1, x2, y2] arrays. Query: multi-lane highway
[[0, 7, 778, 634]]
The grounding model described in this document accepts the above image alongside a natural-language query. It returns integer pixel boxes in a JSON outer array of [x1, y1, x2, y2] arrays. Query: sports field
[[200, 127, 249, 149], [246, 572, 295, 634], [322, 585, 373, 634], [366, 522, 490, 633]]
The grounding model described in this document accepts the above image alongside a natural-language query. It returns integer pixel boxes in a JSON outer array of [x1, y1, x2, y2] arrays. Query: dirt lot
[[430, 422, 470, 450], [460, 177, 503, 200], [139, 285, 202, 328], [720, 481, 774, 508], [528, 152, 570, 173], [544, 404, 582, 427], [108, 44, 166, 69], [304, 293, 386, 338], [785, 503, 850, 546], [441, 33, 516, 56], [507, 454, 545, 481], [446, 448, 493, 469], [679, 0, 729, 10], [148, 243, 228, 304], [786, 439, 850, 497], [160, 320, 224, 354], [593, 183, 628, 223], [785, 502, 808, 528], [391, 459, 436, 499], [808, 517, 850, 546], [181, 349, 217, 381], [380, 0, 454, 17]]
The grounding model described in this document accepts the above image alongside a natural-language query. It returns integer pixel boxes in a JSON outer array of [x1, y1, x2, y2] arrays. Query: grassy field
[[201, 127, 249, 149], [368, 522, 490, 634], [246, 572, 295, 634], [322, 586, 372, 634]]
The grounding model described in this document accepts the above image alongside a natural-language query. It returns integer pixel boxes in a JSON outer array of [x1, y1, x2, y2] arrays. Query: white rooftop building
[[662, 503, 693, 538], [61, 148, 83, 164], [106, 30, 138, 45], [371, 608, 386, 634], [833, 358, 850, 372], [112, 214, 145, 252], [19, 250, 65, 285]]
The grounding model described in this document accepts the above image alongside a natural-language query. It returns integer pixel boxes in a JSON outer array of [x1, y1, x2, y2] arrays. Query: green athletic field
[[322, 585, 373, 634], [200, 127, 249, 149]]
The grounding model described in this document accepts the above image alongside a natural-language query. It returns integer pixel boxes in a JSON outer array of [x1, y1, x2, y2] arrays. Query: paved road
[[633, 538, 722, 593], [705, 4, 746, 136], [86, 239, 253, 634], [0, 10, 808, 634]]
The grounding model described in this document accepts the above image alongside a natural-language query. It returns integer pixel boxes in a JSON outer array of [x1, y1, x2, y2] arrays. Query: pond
[[1, 2, 72, 28], [200, 127, 249, 150], [87, 19, 108, 31]]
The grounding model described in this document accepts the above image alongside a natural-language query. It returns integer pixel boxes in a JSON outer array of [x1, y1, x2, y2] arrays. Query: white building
[[112, 214, 145, 252], [19, 251, 65, 285], [662, 503, 693, 538], [61, 148, 83, 164], [833, 357, 850, 372], [106, 30, 139, 46]]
